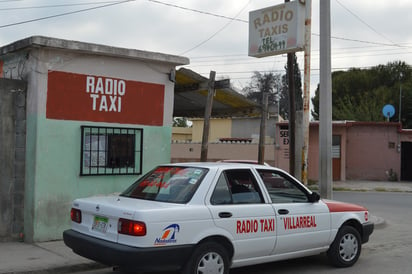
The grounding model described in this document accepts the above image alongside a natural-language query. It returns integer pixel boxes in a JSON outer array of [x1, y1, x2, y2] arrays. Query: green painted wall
[[26, 115, 172, 241]]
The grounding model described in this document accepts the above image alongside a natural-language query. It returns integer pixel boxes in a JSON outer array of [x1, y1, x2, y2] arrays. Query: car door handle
[[218, 212, 232, 218], [278, 209, 289, 215]]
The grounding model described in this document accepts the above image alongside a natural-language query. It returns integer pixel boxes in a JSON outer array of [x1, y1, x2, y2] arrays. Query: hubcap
[[197, 251, 224, 274], [339, 233, 358, 262]]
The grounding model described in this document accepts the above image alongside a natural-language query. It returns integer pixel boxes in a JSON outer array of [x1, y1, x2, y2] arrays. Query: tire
[[182, 241, 230, 274], [327, 225, 361, 267]]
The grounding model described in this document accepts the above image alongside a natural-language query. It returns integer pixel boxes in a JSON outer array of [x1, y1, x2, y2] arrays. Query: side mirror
[[308, 192, 320, 203]]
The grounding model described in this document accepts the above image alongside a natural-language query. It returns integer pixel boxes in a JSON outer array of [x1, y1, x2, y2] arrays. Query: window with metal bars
[[80, 126, 143, 176]]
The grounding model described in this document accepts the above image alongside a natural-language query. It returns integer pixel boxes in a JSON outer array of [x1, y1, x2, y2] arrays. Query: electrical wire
[[334, 0, 400, 47], [0, 0, 135, 29], [147, 0, 248, 23], [178, 0, 252, 55], [0, 1, 127, 11], [1, 0, 411, 83]]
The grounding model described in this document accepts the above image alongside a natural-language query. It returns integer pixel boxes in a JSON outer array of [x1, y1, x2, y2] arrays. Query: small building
[[275, 121, 411, 182], [0, 36, 188, 242]]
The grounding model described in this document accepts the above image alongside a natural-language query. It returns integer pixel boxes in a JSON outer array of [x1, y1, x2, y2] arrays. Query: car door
[[256, 169, 331, 255], [206, 168, 277, 260]]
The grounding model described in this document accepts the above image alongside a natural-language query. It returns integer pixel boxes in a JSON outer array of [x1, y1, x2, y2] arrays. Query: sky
[[1, 0, 412, 97]]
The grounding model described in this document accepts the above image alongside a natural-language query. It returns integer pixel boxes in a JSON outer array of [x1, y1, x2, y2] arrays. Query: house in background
[[172, 119, 412, 182], [0, 36, 188, 242]]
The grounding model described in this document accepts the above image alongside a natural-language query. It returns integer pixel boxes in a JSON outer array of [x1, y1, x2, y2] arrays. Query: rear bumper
[[361, 222, 374, 243], [63, 229, 194, 272]]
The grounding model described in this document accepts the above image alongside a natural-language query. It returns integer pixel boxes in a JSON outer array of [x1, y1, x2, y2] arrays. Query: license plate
[[92, 216, 108, 233]]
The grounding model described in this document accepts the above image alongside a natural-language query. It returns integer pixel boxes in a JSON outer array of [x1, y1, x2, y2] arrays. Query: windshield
[[121, 166, 208, 203]]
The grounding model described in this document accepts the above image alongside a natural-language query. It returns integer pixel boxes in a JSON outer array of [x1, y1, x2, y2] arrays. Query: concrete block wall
[[0, 79, 26, 241]]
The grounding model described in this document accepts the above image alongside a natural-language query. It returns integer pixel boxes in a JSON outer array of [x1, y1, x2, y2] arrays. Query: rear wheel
[[182, 241, 229, 274], [327, 225, 361, 267]]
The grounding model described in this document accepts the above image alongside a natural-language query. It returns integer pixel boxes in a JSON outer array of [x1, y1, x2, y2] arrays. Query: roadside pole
[[301, 0, 312, 185], [200, 71, 216, 162], [258, 92, 269, 164], [319, 0, 333, 199], [285, 0, 296, 176], [287, 52, 296, 176]]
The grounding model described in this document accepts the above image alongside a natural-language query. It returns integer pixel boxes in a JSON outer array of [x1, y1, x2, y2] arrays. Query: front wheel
[[182, 241, 229, 274], [327, 225, 361, 267]]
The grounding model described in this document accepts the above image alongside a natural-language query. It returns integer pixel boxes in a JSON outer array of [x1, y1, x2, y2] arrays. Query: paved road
[[75, 192, 412, 274]]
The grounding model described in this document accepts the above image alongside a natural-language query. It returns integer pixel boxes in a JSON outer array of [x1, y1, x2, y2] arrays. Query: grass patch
[[332, 187, 351, 191], [308, 185, 318, 191], [307, 179, 318, 186], [374, 187, 387, 192]]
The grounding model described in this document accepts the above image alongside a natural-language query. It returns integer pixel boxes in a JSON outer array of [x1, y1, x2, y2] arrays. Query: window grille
[[80, 126, 143, 176]]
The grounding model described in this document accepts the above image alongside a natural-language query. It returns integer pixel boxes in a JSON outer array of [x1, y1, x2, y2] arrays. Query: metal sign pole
[[319, 0, 333, 199]]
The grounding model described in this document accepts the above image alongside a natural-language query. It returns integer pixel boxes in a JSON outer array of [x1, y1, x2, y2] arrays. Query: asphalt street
[[70, 192, 412, 274], [1, 182, 411, 274]]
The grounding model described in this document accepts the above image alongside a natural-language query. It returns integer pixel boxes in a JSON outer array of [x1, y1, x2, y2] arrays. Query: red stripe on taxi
[[323, 200, 367, 212]]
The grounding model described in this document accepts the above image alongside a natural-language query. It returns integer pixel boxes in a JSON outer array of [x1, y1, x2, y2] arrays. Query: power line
[[2, 0, 410, 52], [312, 33, 410, 49], [0, 0, 135, 28], [147, 0, 248, 23], [147, 0, 411, 50], [334, 0, 399, 46], [187, 48, 412, 68], [178, 0, 251, 55], [148, 1, 412, 55], [0, 1, 126, 11], [2, 0, 411, 76]]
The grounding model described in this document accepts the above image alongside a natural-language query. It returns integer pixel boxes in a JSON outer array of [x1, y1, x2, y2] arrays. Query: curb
[[370, 215, 385, 229], [3, 262, 105, 274]]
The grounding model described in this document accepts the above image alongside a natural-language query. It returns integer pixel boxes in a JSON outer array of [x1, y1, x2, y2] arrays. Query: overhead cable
[[0, 0, 135, 28]]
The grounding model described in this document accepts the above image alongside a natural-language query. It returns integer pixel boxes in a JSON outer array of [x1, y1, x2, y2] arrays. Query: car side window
[[257, 169, 308, 203], [211, 169, 264, 205]]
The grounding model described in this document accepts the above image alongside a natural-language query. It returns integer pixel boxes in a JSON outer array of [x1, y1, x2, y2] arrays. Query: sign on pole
[[249, 1, 305, 58]]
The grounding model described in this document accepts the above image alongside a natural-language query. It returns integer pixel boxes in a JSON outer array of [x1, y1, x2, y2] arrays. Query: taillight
[[71, 208, 82, 223], [118, 218, 146, 236]]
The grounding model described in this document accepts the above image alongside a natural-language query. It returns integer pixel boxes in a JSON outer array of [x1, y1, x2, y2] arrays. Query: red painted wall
[[46, 71, 165, 125]]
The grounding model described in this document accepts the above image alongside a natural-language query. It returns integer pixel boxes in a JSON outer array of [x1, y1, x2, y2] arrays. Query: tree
[[242, 71, 282, 106], [242, 55, 303, 120], [280, 54, 303, 120], [311, 61, 412, 128], [173, 117, 189, 127]]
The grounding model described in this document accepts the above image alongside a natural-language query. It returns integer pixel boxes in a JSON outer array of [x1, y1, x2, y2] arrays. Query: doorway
[[401, 142, 412, 181]]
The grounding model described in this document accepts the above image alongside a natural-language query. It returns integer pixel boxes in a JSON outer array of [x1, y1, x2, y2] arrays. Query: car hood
[[322, 199, 368, 212]]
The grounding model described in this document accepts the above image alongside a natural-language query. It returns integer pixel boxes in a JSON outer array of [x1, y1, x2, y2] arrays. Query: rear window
[[121, 166, 208, 203]]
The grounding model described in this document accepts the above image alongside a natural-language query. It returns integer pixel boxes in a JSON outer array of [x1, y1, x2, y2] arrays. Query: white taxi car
[[63, 162, 373, 274]]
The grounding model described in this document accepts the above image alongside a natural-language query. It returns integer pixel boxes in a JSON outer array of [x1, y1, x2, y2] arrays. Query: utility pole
[[285, 0, 295, 176], [200, 71, 216, 162], [287, 53, 296, 176], [399, 85, 402, 124], [301, 0, 312, 185], [319, 0, 333, 199], [258, 92, 269, 164]]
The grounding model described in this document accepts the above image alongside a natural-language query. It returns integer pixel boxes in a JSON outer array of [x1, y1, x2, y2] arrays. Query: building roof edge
[[0, 36, 190, 66]]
